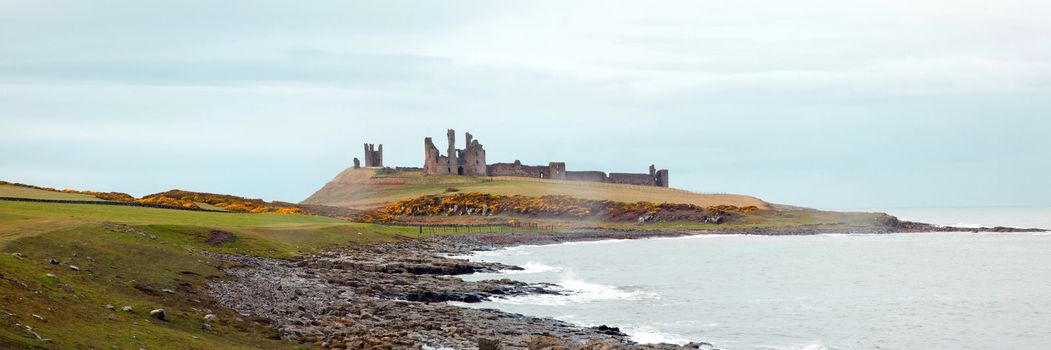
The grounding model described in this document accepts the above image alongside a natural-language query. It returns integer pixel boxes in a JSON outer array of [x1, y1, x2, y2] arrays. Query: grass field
[[0, 200, 420, 349], [0, 185, 103, 201], [302, 168, 770, 210]]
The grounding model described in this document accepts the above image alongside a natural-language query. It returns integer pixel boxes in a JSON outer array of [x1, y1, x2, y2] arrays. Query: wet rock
[[401, 291, 485, 303], [204, 237, 709, 349], [593, 325, 626, 336], [684, 342, 716, 349], [149, 309, 167, 321]]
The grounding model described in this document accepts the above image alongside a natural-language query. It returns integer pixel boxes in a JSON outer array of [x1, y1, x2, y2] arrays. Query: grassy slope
[[302, 168, 769, 210], [0, 201, 419, 350], [0, 185, 103, 202]]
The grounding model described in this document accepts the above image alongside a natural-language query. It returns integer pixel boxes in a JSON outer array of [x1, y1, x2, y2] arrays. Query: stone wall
[[607, 173, 658, 186], [486, 161, 567, 179], [565, 171, 607, 183], [488, 160, 548, 178], [419, 129, 668, 187]]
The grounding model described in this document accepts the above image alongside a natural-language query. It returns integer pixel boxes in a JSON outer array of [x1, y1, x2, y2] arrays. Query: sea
[[454, 207, 1051, 350]]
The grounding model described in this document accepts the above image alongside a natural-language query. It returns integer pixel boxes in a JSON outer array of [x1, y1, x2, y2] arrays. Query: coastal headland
[[0, 175, 1043, 349]]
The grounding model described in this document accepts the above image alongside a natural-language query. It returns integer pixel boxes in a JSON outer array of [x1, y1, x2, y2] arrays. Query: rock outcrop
[[206, 238, 697, 349]]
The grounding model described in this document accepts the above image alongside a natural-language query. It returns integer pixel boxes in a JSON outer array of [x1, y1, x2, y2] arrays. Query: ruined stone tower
[[363, 143, 383, 167], [649, 164, 670, 187], [424, 129, 486, 176], [420, 128, 668, 186]]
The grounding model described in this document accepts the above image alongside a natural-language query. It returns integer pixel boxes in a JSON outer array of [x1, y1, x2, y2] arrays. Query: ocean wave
[[493, 273, 658, 306], [943, 223, 984, 229], [624, 326, 692, 345], [797, 343, 834, 350], [502, 262, 562, 274], [818, 233, 850, 237]]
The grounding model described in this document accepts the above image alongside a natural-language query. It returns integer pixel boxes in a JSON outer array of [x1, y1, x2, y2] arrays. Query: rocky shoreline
[[206, 225, 1046, 350], [206, 232, 716, 350]]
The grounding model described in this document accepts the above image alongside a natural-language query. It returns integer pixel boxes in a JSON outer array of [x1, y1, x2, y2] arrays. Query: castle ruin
[[421, 129, 668, 187], [363, 143, 383, 167], [424, 129, 487, 176]]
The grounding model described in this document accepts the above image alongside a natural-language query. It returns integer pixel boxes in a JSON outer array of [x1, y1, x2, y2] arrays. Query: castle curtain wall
[[421, 129, 667, 187], [565, 171, 607, 183]]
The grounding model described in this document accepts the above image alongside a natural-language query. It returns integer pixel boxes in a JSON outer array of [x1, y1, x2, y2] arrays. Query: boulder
[[149, 309, 167, 321], [592, 325, 626, 336]]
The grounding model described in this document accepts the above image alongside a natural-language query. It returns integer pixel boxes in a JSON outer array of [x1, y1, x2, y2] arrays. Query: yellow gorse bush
[[383, 192, 758, 221], [138, 190, 304, 214]]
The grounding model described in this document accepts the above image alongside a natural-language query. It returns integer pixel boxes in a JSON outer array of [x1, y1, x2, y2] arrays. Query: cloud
[[0, 0, 1049, 207]]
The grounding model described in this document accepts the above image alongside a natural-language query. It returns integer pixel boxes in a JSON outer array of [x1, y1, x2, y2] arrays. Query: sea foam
[[493, 272, 657, 306], [502, 262, 561, 274], [624, 325, 692, 345]]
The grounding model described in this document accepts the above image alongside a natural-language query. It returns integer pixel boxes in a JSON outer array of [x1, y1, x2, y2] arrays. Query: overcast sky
[[2, 1, 1049, 209]]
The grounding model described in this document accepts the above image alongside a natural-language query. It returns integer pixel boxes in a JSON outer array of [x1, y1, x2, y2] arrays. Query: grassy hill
[[302, 168, 770, 210], [0, 184, 104, 202], [0, 200, 418, 349]]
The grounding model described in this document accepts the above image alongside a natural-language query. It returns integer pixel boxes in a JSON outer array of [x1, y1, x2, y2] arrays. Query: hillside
[[0, 199, 418, 349], [0, 184, 104, 202], [302, 168, 770, 210]]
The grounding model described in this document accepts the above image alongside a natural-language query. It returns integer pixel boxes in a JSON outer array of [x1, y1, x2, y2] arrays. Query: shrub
[[382, 192, 757, 222]]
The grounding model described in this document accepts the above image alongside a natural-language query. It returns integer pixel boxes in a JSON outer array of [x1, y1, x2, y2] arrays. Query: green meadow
[[0, 200, 417, 349]]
